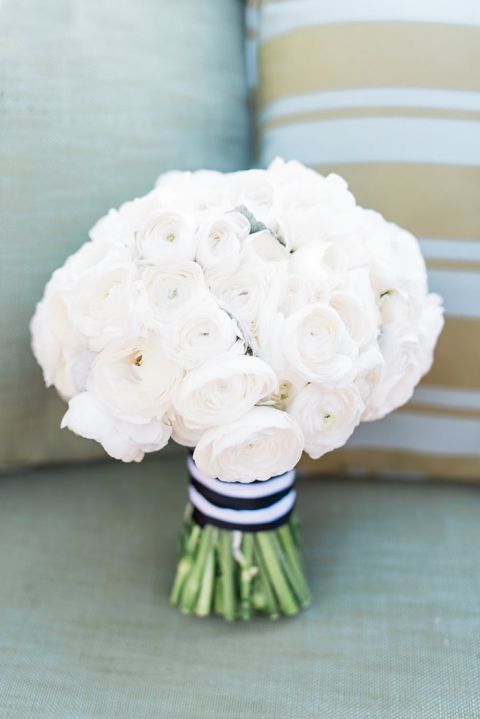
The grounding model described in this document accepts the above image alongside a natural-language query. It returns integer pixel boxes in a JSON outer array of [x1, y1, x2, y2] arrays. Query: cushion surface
[[0, 456, 479, 717]]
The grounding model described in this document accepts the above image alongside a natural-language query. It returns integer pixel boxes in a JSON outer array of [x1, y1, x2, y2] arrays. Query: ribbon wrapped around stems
[[170, 453, 311, 621], [187, 455, 297, 531]]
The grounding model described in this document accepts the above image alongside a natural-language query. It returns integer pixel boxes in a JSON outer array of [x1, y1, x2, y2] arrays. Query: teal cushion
[[0, 457, 479, 717], [0, 0, 249, 467]]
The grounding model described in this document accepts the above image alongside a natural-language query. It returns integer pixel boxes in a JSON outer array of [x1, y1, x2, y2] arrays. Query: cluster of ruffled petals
[[31, 159, 444, 481]]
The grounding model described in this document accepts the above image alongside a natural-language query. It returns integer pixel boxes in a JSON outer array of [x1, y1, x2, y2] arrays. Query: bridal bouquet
[[31, 159, 444, 620]]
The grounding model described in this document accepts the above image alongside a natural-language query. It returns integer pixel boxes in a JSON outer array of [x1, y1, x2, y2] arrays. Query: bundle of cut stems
[[170, 509, 311, 620]]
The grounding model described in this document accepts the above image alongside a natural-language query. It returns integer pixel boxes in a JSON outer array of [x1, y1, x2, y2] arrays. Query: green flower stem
[[170, 555, 194, 606], [239, 533, 255, 621], [186, 523, 201, 554], [289, 515, 301, 547], [169, 522, 201, 605], [275, 526, 311, 607], [170, 514, 311, 621], [179, 525, 213, 614], [195, 528, 217, 617], [252, 543, 279, 618], [255, 532, 299, 616], [219, 530, 236, 621], [180, 518, 192, 547], [268, 530, 301, 601]]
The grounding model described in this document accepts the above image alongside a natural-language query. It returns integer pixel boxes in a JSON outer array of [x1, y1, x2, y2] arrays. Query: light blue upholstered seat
[[0, 457, 479, 718]]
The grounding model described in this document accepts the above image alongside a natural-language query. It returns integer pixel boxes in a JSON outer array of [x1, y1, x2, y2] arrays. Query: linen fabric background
[[248, 0, 480, 480], [1, 456, 479, 718], [0, 0, 249, 468]]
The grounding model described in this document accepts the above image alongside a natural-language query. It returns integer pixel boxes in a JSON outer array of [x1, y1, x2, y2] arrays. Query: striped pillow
[[248, 0, 480, 480]]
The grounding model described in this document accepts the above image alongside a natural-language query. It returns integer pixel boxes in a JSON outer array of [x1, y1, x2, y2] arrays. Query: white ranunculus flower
[[266, 160, 356, 251], [257, 378, 304, 411], [362, 331, 422, 421], [268, 156, 318, 183], [89, 191, 159, 253], [161, 299, 238, 369], [362, 291, 444, 420], [67, 259, 150, 352], [135, 210, 196, 263], [353, 343, 385, 403], [31, 292, 93, 399], [282, 303, 358, 386], [279, 273, 314, 316], [268, 159, 355, 212], [240, 230, 289, 264], [64, 239, 129, 275], [330, 290, 378, 349], [387, 222, 428, 297], [169, 412, 205, 448], [195, 211, 250, 275], [193, 406, 304, 482], [87, 333, 184, 422], [142, 261, 208, 323], [267, 158, 332, 212], [288, 383, 364, 459], [360, 213, 427, 300], [417, 292, 445, 374], [173, 343, 278, 430], [273, 206, 327, 252], [329, 269, 379, 349], [229, 169, 276, 226], [361, 291, 420, 420], [210, 261, 284, 354], [155, 169, 231, 214], [289, 239, 348, 300], [62, 392, 171, 462]]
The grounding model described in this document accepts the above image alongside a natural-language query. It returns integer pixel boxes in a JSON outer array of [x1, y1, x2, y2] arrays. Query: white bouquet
[[31, 159, 444, 620]]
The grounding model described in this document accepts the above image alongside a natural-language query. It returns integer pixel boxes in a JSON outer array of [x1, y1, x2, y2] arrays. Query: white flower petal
[[193, 406, 304, 482]]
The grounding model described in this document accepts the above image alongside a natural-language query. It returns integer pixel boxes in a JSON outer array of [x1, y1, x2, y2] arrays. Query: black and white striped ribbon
[[187, 455, 296, 532]]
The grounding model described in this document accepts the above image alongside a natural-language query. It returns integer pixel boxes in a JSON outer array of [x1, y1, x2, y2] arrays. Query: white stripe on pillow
[[261, 0, 480, 41], [260, 88, 480, 125], [262, 118, 480, 167]]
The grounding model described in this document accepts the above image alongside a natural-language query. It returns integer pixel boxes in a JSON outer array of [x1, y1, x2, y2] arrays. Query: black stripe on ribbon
[[191, 506, 295, 533], [190, 477, 292, 511]]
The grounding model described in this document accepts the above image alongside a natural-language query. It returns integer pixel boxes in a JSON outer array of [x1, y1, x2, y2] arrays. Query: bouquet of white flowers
[[31, 159, 444, 620]]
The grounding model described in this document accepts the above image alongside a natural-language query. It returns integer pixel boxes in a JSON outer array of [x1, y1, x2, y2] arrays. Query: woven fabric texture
[[248, 0, 480, 480], [0, 0, 249, 468], [0, 456, 479, 718]]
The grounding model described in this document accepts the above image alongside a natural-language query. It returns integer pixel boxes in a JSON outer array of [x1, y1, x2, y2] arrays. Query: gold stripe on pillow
[[264, 107, 480, 127], [260, 23, 480, 105], [314, 164, 480, 243], [253, 1, 480, 480], [299, 450, 480, 481], [426, 259, 480, 272], [423, 318, 480, 389]]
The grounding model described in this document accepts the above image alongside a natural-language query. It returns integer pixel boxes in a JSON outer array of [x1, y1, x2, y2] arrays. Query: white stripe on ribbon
[[261, 117, 480, 167], [187, 456, 295, 498], [188, 485, 297, 527], [260, 89, 480, 126], [261, 0, 480, 42]]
